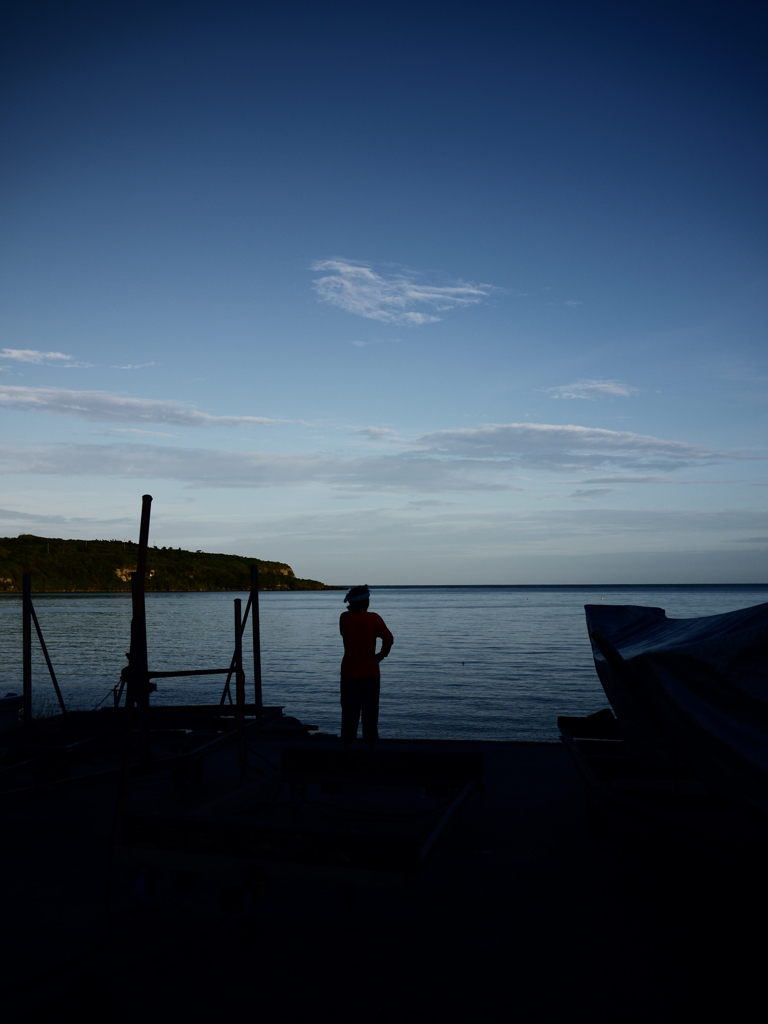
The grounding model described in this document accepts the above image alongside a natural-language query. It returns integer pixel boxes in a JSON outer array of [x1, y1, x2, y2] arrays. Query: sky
[[1, 1, 767, 584]]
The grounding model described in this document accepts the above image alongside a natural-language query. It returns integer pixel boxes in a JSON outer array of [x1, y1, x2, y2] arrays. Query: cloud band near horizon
[[0, 421, 742, 492]]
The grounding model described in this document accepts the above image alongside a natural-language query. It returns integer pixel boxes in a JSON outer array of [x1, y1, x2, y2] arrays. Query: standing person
[[339, 585, 394, 750]]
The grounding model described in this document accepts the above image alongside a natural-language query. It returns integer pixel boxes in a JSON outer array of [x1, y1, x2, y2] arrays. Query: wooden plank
[[420, 780, 475, 863], [62, 704, 283, 732], [121, 813, 423, 873], [281, 747, 483, 788], [190, 771, 282, 819], [117, 844, 409, 888], [0, 711, 283, 802]]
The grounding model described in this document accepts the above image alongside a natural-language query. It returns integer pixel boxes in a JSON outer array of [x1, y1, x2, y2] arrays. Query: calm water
[[1, 586, 766, 741]]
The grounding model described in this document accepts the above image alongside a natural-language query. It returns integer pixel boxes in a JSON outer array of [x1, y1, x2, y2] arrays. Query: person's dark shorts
[[340, 675, 380, 745]]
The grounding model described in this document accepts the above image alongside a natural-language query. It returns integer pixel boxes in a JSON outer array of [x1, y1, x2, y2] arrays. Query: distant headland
[[0, 535, 339, 593]]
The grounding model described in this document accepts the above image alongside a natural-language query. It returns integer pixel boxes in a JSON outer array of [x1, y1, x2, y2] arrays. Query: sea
[[1, 585, 766, 741]]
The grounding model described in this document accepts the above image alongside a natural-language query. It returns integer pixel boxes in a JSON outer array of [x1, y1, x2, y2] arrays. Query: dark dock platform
[[3, 733, 766, 1023]]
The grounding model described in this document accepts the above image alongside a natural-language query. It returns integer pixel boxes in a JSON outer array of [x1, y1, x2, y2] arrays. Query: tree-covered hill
[[0, 535, 337, 593]]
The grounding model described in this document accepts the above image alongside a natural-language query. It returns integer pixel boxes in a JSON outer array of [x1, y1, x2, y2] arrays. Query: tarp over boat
[[584, 602, 768, 820]]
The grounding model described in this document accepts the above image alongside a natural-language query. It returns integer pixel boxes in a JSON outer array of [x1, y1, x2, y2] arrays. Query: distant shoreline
[[0, 582, 765, 596], [365, 583, 768, 590], [0, 589, 347, 596], [0, 535, 340, 594]]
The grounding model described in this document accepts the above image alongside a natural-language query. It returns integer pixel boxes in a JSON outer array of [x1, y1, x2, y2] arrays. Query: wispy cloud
[[1, 348, 72, 364], [0, 506, 137, 529], [350, 337, 400, 348], [112, 362, 159, 370], [564, 300, 583, 307], [581, 473, 748, 485], [105, 427, 178, 438], [312, 259, 492, 325], [545, 379, 638, 400], [571, 487, 615, 499], [0, 385, 284, 427], [354, 426, 402, 442], [0, 442, 515, 492], [0, 419, 748, 495], [0, 349, 95, 368], [412, 423, 728, 472], [405, 498, 458, 508]]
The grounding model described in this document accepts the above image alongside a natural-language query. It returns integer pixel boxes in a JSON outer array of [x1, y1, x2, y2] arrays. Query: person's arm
[[375, 618, 394, 662]]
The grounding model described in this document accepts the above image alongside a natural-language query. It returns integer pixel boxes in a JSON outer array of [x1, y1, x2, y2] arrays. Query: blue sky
[[1, 1, 767, 583]]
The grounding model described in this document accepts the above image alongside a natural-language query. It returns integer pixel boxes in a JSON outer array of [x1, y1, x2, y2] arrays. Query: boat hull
[[584, 602, 768, 820]]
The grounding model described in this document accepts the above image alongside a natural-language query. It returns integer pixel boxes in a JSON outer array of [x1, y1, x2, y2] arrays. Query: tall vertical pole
[[130, 494, 153, 765], [250, 564, 262, 721], [234, 598, 245, 771], [135, 493, 152, 586], [22, 573, 32, 728]]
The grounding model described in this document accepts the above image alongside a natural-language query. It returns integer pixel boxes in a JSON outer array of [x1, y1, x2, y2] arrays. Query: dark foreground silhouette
[[3, 734, 766, 1024]]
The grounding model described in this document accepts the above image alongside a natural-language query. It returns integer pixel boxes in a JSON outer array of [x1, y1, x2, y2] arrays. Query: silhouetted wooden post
[[130, 494, 153, 764], [251, 564, 262, 720], [22, 573, 32, 728], [30, 603, 66, 715], [234, 598, 245, 770]]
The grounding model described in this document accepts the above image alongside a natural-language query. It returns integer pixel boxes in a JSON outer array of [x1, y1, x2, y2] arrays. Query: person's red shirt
[[339, 610, 394, 679]]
